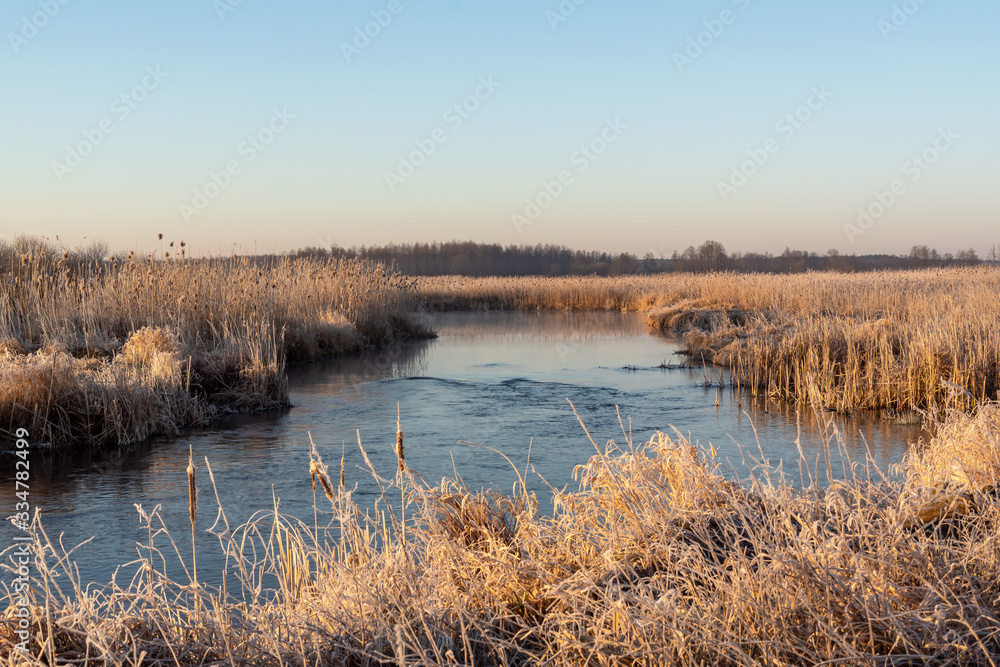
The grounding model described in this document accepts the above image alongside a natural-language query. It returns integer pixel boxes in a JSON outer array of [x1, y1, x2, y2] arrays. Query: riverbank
[[8, 260, 993, 449], [4, 403, 999, 665], [646, 269, 1000, 413], [416, 269, 1000, 414], [1, 240, 431, 450], [416, 274, 679, 311]]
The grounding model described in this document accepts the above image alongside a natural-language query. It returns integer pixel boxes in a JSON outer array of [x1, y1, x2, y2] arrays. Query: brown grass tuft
[[6, 405, 1000, 665], [417, 269, 1000, 414], [0, 236, 431, 449]]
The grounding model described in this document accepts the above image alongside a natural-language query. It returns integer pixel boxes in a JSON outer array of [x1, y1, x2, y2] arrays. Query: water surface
[[3, 312, 923, 589]]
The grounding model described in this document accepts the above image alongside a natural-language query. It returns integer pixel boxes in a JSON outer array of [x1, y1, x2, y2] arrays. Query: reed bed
[[419, 268, 1000, 413], [4, 403, 1000, 665], [644, 268, 1000, 414], [416, 275, 681, 311], [0, 237, 429, 449], [419, 266, 1000, 318]]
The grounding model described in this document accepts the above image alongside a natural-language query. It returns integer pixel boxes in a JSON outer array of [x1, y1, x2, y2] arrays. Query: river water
[[3, 312, 923, 590]]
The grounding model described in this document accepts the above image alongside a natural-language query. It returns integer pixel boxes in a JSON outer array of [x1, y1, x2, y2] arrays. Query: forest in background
[[290, 239, 996, 276]]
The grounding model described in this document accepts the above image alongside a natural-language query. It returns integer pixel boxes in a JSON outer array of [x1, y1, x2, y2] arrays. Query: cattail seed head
[[339, 447, 345, 490], [395, 413, 405, 473], [318, 469, 335, 502], [187, 446, 197, 525]]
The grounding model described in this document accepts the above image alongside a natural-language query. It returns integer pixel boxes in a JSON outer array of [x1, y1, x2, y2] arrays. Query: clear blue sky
[[1, 1, 997, 257]]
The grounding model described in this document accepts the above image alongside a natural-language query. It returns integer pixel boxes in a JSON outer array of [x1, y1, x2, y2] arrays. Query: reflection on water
[[2, 311, 925, 589]]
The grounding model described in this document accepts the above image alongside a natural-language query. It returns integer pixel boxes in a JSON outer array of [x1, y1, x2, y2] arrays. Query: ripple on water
[[1, 311, 922, 589]]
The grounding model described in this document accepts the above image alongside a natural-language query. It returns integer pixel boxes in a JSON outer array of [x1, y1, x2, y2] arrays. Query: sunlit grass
[[645, 268, 1000, 413], [4, 259, 1000, 664], [0, 236, 429, 448], [419, 268, 1000, 413], [4, 403, 1000, 665]]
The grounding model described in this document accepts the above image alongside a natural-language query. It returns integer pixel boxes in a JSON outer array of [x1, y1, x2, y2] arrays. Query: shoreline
[[7, 266, 999, 451], [4, 264, 999, 663], [4, 402, 998, 664], [1, 243, 433, 452]]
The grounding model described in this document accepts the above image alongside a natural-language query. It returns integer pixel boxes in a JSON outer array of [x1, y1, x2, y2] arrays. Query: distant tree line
[[291, 241, 637, 276], [289, 240, 997, 276], [6, 235, 992, 278]]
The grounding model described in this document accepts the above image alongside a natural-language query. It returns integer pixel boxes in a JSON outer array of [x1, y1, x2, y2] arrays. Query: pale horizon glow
[[1, 1, 998, 258]]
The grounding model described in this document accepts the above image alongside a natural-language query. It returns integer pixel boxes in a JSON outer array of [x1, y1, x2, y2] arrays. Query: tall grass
[[0, 236, 429, 448], [4, 403, 1000, 665], [418, 268, 1000, 413], [645, 268, 1000, 413], [416, 274, 679, 311]]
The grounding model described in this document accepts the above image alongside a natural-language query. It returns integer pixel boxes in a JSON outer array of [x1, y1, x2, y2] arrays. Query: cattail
[[339, 443, 346, 490], [158, 233, 163, 241], [395, 407, 405, 472], [308, 443, 336, 502], [317, 466, 335, 502], [187, 446, 198, 586], [187, 446, 197, 524]]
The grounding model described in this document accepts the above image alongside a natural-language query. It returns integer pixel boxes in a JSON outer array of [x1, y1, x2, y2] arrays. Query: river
[[2, 311, 923, 590]]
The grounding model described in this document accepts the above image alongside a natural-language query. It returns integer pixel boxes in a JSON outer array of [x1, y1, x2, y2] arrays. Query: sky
[[1, 1, 998, 258]]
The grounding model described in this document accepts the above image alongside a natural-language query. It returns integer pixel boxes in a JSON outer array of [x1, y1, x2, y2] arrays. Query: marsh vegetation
[[419, 268, 1000, 413], [0, 236, 428, 449], [5, 403, 1000, 665], [3, 247, 1000, 665]]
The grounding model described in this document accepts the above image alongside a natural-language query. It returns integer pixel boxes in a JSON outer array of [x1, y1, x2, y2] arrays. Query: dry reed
[[418, 268, 1000, 414], [418, 267, 1000, 413], [4, 404, 1000, 665], [187, 445, 198, 587], [417, 274, 679, 311], [0, 236, 430, 449], [644, 268, 1000, 414]]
